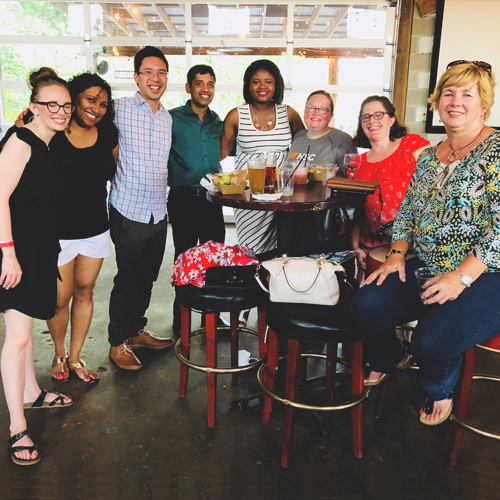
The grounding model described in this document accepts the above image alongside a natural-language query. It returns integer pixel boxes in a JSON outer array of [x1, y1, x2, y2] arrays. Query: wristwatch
[[456, 267, 472, 288]]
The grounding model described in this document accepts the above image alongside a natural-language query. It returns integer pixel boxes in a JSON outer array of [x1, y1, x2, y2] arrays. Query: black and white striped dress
[[234, 103, 292, 255]]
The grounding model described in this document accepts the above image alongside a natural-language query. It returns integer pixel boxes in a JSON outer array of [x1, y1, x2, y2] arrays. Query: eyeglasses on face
[[360, 111, 389, 123], [446, 60, 492, 76], [305, 104, 332, 114], [137, 70, 168, 77], [35, 101, 74, 114]]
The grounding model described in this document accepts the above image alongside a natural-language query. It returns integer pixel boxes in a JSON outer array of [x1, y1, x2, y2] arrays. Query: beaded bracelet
[[0, 241, 14, 249], [385, 248, 406, 260]]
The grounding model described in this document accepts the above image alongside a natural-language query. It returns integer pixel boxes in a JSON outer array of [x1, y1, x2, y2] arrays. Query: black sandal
[[8, 429, 41, 466], [23, 388, 73, 409]]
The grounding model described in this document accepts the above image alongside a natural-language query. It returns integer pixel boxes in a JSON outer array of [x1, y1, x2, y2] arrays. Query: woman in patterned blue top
[[351, 61, 500, 426]]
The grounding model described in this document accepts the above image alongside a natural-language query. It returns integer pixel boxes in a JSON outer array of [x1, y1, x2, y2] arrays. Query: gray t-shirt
[[288, 128, 357, 177]]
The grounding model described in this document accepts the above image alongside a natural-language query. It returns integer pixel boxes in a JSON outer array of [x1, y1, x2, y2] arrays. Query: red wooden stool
[[257, 300, 370, 468], [175, 271, 267, 428], [444, 332, 500, 469]]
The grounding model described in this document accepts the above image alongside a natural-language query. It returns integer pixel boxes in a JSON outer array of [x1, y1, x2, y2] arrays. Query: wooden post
[[392, 0, 416, 125]]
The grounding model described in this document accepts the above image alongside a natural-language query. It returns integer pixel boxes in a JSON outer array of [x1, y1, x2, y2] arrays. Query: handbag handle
[[282, 265, 322, 294], [254, 265, 269, 293]]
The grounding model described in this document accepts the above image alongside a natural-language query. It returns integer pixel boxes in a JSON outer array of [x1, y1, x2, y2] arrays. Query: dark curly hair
[[353, 95, 407, 149], [242, 59, 284, 105], [67, 72, 115, 129]]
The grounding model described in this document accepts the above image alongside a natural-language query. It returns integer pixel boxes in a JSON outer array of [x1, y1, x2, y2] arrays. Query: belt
[[170, 187, 206, 197]]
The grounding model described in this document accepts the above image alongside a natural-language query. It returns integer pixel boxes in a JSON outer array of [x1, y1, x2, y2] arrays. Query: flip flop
[[69, 359, 99, 383], [420, 396, 453, 425], [51, 354, 69, 382], [9, 429, 41, 466], [23, 389, 73, 409], [364, 372, 390, 386]]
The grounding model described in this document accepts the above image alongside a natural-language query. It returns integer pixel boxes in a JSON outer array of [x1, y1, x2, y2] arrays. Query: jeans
[[108, 206, 168, 346], [350, 257, 500, 400]]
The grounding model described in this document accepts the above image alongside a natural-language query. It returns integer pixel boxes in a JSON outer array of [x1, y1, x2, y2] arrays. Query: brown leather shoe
[[109, 343, 142, 370], [127, 330, 174, 350]]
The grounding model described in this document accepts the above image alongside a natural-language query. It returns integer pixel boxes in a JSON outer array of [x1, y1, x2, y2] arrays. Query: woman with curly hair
[[47, 73, 118, 383]]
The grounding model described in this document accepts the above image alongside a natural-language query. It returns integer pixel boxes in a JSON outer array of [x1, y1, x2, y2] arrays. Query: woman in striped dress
[[221, 60, 304, 259]]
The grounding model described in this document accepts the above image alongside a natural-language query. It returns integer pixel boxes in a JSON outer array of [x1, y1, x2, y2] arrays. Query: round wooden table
[[206, 181, 365, 212], [207, 181, 366, 255]]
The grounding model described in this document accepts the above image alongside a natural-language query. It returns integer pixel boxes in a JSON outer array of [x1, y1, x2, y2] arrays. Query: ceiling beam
[[180, 4, 199, 37], [122, 3, 159, 37], [101, 21, 116, 37], [323, 6, 347, 38], [101, 4, 138, 37], [152, 3, 179, 37], [301, 4, 322, 38], [260, 5, 267, 38]]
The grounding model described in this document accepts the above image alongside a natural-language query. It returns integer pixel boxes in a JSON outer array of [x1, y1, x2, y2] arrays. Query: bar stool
[[175, 268, 267, 428], [257, 299, 370, 468], [444, 332, 500, 469]]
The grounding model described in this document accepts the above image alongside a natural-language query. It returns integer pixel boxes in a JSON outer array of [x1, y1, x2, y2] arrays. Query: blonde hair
[[428, 62, 496, 121]]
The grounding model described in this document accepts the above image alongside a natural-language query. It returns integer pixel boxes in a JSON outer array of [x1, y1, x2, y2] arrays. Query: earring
[[28, 115, 39, 129]]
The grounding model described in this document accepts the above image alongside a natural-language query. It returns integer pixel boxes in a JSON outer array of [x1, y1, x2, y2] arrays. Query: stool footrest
[[257, 354, 370, 411], [175, 326, 265, 374], [449, 374, 500, 440]]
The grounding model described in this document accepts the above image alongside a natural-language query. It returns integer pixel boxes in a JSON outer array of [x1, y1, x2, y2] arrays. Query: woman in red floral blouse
[[351, 96, 430, 272]]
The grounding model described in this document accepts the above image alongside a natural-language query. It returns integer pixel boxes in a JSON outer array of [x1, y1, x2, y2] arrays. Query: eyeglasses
[[360, 111, 389, 123], [305, 104, 332, 114], [35, 101, 74, 114], [137, 70, 168, 77], [446, 60, 492, 76]]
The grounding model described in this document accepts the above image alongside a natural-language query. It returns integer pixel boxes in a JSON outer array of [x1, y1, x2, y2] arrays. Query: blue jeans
[[350, 257, 500, 400]]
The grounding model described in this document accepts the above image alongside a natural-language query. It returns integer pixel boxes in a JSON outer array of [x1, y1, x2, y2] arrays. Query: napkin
[[200, 177, 218, 193], [251, 193, 283, 201]]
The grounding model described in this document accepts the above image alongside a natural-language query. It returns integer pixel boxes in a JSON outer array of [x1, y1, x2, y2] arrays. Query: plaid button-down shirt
[[110, 92, 172, 224]]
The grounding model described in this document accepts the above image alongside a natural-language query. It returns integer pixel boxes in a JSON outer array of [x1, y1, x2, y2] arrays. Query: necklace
[[250, 104, 275, 131], [447, 125, 485, 163]]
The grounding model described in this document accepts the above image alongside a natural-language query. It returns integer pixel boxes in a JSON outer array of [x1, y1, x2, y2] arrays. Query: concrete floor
[[0, 225, 499, 499]]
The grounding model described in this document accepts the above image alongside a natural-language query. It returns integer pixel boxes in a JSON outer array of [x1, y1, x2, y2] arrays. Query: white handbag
[[255, 254, 345, 305]]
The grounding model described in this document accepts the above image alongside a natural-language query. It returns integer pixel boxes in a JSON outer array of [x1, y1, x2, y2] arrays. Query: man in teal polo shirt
[[168, 64, 226, 335]]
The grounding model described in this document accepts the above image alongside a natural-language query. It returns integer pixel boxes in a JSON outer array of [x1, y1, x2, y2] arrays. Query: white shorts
[[58, 230, 112, 267]]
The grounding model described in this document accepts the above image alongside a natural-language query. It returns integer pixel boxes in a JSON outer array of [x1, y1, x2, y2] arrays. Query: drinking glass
[[265, 153, 277, 193], [293, 160, 309, 185], [415, 267, 438, 302], [322, 163, 339, 186], [247, 158, 266, 194], [344, 153, 363, 179], [277, 165, 294, 196]]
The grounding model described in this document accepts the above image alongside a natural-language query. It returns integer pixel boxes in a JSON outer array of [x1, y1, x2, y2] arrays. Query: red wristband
[[0, 241, 14, 248]]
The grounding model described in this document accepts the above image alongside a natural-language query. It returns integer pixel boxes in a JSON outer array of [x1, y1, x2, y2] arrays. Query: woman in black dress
[[47, 73, 118, 383], [0, 72, 73, 465]]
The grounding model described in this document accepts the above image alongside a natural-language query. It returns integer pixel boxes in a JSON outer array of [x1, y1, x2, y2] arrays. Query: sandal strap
[[52, 355, 68, 369], [30, 389, 48, 409], [11, 444, 38, 453], [8, 429, 31, 446]]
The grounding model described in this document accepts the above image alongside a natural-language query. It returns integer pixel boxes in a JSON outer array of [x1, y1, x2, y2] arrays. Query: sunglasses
[[446, 60, 492, 76]]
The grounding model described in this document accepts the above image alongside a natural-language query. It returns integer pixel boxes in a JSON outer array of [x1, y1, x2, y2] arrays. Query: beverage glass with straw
[[283, 145, 310, 188]]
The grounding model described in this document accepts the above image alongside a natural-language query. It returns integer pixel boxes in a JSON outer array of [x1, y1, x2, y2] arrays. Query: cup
[[247, 158, 266, 194], [415, 267, 438, 302], [322, 163, 339, 186], [277, 165, 294, 196], [265, 153, 277, 193], [344, 153, 362, 179], [293, 160, 309, 185]]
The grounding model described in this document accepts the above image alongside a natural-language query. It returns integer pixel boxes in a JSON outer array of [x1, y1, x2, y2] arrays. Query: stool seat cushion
[[176, 283, 266, 314], [266, 300, 360, 343]]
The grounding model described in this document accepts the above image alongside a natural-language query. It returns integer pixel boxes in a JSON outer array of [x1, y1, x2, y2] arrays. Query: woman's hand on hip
[[0, 253, 22, 289], [364, 254, 406, 286], [421, 271, 464, 305]]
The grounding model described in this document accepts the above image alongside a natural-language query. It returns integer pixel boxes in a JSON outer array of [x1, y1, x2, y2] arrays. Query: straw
[[284, 145, 310, 186]]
